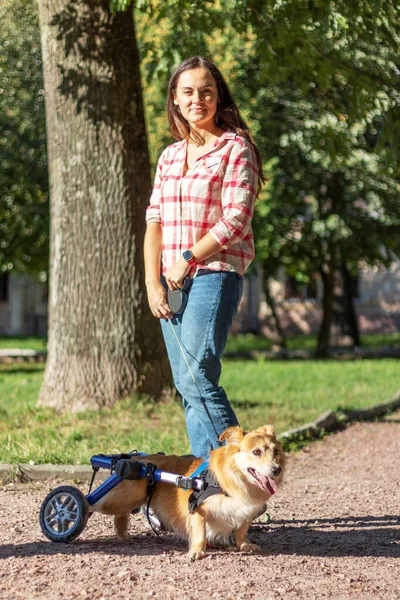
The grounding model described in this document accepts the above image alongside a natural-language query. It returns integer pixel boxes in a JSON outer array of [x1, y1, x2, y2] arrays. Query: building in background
[[0, 272, 47, 336], [235, 262, 400, 338]]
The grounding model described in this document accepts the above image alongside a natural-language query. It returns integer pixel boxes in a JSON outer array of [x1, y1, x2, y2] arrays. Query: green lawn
[[225, 332, 400, 353], [0, 337, 47, 351], [0, 357, 398, 465], [1, 331, 400, 353]]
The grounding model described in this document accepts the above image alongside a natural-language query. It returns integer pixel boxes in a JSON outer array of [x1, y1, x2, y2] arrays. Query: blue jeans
[[160, 271, 243, 457]]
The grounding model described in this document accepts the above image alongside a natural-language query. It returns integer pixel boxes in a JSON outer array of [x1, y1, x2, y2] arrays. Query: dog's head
[[219, 425, 285, 496]]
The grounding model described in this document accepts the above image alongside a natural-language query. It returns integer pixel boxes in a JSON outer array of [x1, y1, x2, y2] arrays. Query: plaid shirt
[[146, 131, 258, 276]]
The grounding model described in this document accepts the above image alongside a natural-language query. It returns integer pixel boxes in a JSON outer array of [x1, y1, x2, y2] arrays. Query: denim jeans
[[160, 271, 243, 457]]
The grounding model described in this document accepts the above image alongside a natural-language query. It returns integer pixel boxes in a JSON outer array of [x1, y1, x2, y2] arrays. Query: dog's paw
[[188, 549, 206, 561], [226, 545, 240, 552], [240, 542, 262, 553]]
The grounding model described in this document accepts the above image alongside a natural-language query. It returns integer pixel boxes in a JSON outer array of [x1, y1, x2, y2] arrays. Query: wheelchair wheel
[[39, 485, 89, 543]]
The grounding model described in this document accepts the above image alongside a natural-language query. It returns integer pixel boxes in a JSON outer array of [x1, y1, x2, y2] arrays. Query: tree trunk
[[327, 266, 360, 348], [341, 262, 361, 346], [317, 172, 347, 356], [330, 268, 349, 347], [37, 0, 171, 411], [262, 271, 287, 349], [316, 264, 335, 357]]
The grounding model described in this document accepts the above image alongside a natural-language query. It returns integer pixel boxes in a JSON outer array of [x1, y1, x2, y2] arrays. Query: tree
[[254, 87, 399, 354], [0, 0, 48, 275], [37, 0, 170, 411], [213, 2, 400, 354]]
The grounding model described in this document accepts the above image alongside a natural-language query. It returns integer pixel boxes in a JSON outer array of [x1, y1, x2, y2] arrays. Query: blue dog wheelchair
[[39, 451, 210, 543]]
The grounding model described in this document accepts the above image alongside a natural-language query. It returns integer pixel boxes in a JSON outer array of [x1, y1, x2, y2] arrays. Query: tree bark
[[341, 262, 361, 346], [325, 265, 360, 348], [37, 0, 171, 411], [316, 172, 345, 356], [262, 271, 287, 349], [316, 264, 335, 357], [330, 268, 348, 347]]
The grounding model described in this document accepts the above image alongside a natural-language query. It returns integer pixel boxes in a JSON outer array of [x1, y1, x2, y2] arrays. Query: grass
[[222, 357, 399, 432], [361, 331, 400, 348], [0, 337, 47, 351], [0, 355, 398, 465], [1, 331, 400, 353], [225, 332, 400, 353]]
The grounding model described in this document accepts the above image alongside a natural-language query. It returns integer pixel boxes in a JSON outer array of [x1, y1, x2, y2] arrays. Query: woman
[[144, 56, 264, 458]]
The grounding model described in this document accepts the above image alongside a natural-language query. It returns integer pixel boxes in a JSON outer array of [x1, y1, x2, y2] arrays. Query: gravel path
[[1, 416, 399, 600]]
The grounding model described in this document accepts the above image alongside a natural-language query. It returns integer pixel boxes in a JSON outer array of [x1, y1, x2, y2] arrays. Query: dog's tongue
[[262, 475, 278, 495]]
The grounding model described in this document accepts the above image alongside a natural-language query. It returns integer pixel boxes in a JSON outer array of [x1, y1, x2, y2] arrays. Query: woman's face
[[173, 67, 219, 131]]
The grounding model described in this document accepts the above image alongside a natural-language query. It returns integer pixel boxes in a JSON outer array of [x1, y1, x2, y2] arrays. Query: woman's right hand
[[146, 281, 173, 320]]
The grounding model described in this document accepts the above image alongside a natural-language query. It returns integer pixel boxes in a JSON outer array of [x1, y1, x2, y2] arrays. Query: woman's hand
[[146, 281, 173, 320], [165, 257, 191, 290]]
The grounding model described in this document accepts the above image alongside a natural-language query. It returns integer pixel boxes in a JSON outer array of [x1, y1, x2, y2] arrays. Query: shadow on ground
[[1, 514, 399, 561]]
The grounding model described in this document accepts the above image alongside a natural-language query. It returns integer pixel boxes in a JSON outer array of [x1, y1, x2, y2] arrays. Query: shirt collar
[[179, 130, 237, 156]]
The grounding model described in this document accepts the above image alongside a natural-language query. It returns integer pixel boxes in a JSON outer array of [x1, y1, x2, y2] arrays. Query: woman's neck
[[188, 124, 225, 145]]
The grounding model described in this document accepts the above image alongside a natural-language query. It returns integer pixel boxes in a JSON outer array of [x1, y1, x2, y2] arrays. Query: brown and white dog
[[91, 425, 285, 560]]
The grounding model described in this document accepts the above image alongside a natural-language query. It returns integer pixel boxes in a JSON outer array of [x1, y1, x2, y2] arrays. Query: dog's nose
[[272, 465, 281, 476]]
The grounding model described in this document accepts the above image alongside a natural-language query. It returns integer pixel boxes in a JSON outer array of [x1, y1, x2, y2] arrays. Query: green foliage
[[252, 87, 400, 283], [0, 0, 49, 275], [3, 0, 400, 301], [213, 4, 400, 284], [225, 1, 399, 130]]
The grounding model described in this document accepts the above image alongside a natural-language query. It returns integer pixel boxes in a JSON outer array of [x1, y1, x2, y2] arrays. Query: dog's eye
[[273, 447, 279, 456], [252, 449, 262, 457]]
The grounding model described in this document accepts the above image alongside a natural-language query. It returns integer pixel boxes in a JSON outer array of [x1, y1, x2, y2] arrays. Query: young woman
[[144, 56, 264, 458]]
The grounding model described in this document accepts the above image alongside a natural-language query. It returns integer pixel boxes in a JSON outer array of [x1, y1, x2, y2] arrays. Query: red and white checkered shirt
[[146, 131, 258, 276]]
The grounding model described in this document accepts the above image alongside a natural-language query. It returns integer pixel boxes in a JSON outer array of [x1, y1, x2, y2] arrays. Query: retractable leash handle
[[167, 277, 192, 314], [167, 318, 222, 447]]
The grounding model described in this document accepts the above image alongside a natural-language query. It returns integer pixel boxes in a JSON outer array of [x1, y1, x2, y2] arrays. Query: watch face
[[182, 250, 193, 262]]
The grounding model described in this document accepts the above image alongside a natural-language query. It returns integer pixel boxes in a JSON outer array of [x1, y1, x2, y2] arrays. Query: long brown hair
[[167, 56, 265, 192]]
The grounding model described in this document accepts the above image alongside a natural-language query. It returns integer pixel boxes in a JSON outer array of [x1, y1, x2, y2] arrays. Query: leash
[[189, 458, 210, 478], [142, 314, 222, 537], [167, 318, 222, 446]]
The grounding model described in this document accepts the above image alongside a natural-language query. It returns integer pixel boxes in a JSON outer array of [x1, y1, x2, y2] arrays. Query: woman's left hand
[[165, 257, 191, 290]]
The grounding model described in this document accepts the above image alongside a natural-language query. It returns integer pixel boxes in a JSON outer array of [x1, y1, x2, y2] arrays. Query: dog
[[90, 425, 285, 560]]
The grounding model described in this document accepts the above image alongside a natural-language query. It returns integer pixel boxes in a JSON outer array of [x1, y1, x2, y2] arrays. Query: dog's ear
[[255, 425, 276, 437], [219, 426, 246, 445]]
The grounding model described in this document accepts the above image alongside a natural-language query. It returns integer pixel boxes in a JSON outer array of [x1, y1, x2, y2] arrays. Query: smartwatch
[[182, 249, 197, 267]]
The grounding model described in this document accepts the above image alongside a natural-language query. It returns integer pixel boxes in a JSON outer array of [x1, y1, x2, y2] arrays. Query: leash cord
[[167, 318, 221, 444]]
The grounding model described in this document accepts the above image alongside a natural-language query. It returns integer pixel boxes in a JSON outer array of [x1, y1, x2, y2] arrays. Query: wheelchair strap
[[144, 463, 161, 537]]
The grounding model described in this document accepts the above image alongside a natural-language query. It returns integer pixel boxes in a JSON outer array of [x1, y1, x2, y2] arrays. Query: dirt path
[[1, 416, 399, 600]]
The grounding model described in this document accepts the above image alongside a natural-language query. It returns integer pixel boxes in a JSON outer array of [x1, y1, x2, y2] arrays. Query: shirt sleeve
[[145, 152, 164, 224], [208, 139, 258, 249]]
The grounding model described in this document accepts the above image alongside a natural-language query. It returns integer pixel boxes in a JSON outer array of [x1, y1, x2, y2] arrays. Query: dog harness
[[144, 457, 227, 533], [188, 458, 226, 513]]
